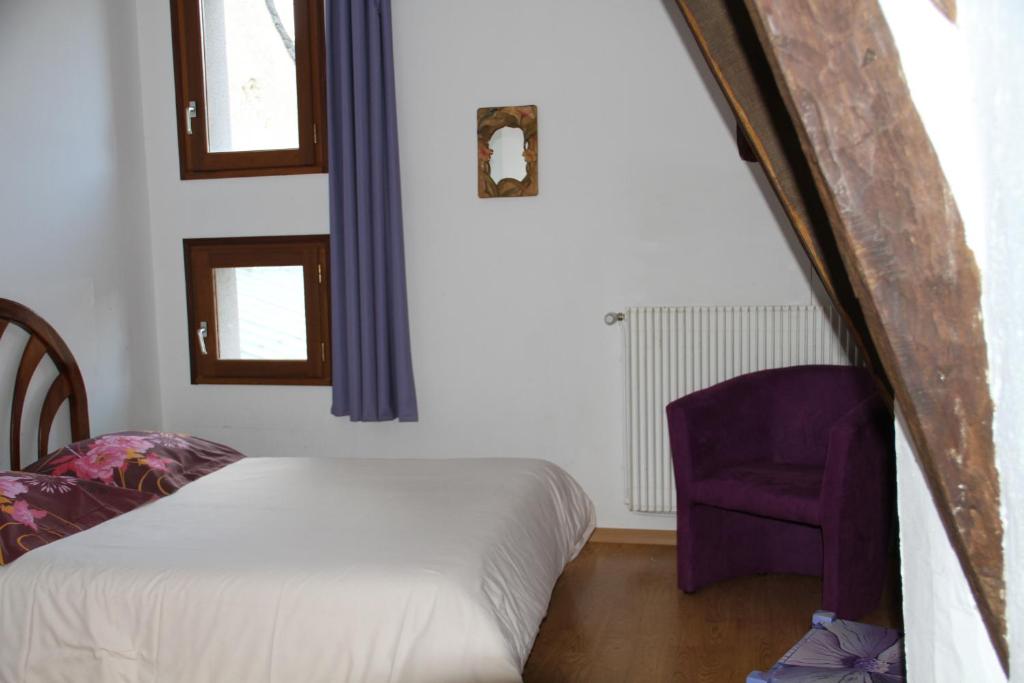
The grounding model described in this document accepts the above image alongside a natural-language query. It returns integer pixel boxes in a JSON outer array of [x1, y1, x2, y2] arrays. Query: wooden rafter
[[741, 0, 1005, 669], [930, 0, 957, 23]]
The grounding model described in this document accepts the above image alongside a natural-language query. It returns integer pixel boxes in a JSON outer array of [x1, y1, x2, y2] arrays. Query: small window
[[170, 0, 327, 179], [183, 235, 330, 384]]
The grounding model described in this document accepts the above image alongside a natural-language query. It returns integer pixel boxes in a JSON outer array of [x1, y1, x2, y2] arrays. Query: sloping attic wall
[[671, 0, 1007, 672]]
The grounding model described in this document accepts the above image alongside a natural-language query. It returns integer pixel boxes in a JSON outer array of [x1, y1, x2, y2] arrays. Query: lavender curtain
[[325, 0, 417, 421]]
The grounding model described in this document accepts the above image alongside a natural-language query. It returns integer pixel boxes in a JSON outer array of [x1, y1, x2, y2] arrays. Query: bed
[[0, 298, 596, 683]]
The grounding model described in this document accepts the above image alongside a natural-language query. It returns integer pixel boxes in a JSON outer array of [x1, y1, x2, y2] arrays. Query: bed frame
[[0, 298, 89, 470]]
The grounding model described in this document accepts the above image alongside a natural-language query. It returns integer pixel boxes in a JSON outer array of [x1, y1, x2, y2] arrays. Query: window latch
[[185, 100, 197, 135], [197, 321, 208, 355]]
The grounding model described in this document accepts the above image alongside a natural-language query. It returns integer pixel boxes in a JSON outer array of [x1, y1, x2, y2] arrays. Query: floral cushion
[[26, 431, 245, 496], [757, 613, 904, 682], [0, 471, 156, 565]]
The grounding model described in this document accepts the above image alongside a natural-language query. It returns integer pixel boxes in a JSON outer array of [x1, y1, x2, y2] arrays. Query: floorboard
[[523, 542, 902, 682]]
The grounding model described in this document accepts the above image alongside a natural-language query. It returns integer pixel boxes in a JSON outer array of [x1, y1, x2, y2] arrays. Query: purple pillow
[[26, 431, 245, 496], [0, 471, 156, 565]]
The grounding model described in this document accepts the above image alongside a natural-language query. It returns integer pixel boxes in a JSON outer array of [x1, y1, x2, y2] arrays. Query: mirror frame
[[477, 105, 538, 198]]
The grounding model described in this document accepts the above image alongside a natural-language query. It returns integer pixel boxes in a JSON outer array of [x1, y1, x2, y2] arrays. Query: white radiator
[[621, 304, 862, 513]]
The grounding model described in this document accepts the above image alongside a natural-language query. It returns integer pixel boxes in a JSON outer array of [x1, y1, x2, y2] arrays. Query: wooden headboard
[[0, 299, 89, 470]]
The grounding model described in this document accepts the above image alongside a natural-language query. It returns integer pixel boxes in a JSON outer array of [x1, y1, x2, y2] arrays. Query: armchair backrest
[[666, 365, 882, 479], [762, 366, 880, 466]]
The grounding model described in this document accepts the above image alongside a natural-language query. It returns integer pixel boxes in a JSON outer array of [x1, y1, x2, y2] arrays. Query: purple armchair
[[666, 365, 894, 619]]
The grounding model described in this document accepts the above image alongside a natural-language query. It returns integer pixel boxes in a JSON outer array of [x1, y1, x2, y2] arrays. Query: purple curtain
[[325, 0, 417, 421]]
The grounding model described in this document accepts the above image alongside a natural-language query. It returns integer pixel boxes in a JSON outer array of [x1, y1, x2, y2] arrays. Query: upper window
[[170, 0, 327, 179]]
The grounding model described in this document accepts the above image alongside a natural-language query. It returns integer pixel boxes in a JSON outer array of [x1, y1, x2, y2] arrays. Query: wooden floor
[[523, 542, 902, 683]]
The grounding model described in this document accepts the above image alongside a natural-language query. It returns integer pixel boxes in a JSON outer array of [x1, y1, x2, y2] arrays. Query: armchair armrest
[[820, 394, 894, 513], [818, 393, 894, 617]]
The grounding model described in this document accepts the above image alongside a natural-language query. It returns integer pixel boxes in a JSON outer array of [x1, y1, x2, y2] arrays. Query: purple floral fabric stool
[[747, 611, 905, 682]]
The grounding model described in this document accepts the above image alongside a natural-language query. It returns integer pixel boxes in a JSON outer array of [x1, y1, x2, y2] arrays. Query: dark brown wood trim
[[169, 0, 190, 180], [182, 235, 331, 386], [11, 337, 47, 470], [183, 237, 200, 385], [0, 298, 90, 469], [178, 163, 327, 182], [184, 234, 330, 248], [735, 121, 757, 163], [308, 0, 328, 168], [38, 376, 72, 459], [742, 0, 1005, 669]]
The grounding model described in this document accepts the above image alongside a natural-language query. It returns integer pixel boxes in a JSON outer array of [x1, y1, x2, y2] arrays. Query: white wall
[[966, 1, 1024, 675], [880, 0, 1023, 678], [895, 413, 1005, 681], [0, 0, 161, 460], [133, 0, 819, 529]]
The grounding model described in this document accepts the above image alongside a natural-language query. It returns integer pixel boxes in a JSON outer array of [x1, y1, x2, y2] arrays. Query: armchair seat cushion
[[691, 462, 823, 525]]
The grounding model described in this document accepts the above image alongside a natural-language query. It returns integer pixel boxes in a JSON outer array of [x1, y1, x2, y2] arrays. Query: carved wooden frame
[[477, 105, 538, 198]]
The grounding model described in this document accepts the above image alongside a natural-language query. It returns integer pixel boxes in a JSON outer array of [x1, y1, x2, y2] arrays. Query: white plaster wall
[[895, 413, 1006, 681], [964, 1, 1024, 678], [880, 0, 1023, 678], [0, 0, 161, 460], [132, 0, 819, 529]]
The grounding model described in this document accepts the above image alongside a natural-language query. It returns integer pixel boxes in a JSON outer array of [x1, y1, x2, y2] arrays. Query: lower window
[[183, 235, 330, 385]]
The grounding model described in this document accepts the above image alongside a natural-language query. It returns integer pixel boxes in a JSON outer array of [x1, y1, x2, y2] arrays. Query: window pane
[[201, 0, 300, 153], [214, 266, 307, 360]]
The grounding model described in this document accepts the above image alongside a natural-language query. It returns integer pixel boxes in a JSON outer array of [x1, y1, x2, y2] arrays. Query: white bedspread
[[0, 457, 595, 683]]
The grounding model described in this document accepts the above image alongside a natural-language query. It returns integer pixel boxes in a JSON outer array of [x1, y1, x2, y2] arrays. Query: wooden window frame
[[169, 0, 328, 180], [183, 235, 331, 385]]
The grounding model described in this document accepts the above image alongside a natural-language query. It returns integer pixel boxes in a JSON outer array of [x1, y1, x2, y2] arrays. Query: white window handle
[[197, 321, 208, 355], [185, 101, 197, 135]]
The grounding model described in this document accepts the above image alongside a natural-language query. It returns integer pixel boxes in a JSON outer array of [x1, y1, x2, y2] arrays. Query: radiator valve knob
[[604, 312, 624, 325]]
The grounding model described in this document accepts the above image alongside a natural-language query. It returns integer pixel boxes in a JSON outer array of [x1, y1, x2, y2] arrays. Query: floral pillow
[[26, 431, 245, 497], [0, 471, 156, 565]]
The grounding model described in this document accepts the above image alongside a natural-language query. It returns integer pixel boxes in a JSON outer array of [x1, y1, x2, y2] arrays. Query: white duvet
[[0, 457, 595, 683]]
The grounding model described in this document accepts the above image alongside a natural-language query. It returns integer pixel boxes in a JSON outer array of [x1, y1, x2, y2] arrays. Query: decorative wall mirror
[[477, 105, 538, 198]]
